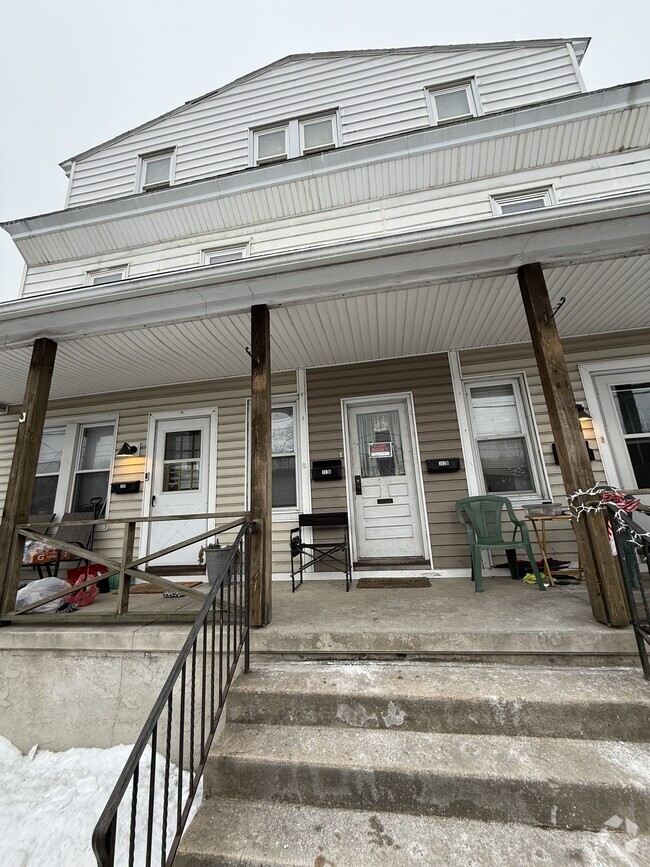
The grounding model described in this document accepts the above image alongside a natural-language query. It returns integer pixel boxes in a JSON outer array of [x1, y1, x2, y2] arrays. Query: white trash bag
[[16, 577, 69, 613]]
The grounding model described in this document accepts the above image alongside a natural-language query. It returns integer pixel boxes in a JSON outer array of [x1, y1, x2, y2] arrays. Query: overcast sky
[[1, 0, 648, 303]]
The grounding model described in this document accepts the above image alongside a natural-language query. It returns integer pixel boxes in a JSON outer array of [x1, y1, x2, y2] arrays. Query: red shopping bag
[[65, 564, 107, 607]]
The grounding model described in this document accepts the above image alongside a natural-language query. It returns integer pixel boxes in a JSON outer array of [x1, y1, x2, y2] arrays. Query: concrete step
[[206, 723, 650, 833], [176, 798, 648, 867], [227, 662, 650, 740]]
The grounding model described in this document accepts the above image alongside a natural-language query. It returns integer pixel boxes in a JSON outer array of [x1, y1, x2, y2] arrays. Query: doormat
[[129, 581, 202, 594], [356, 577, 431, 589]]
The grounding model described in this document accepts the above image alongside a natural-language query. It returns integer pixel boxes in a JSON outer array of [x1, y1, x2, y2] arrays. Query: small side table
[[526, 514, 583, 585]]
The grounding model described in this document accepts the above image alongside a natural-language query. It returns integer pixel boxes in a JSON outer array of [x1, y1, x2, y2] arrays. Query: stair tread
[[215, 723, 650, 789], [231, 661, 650, 705], [177, 798, 649, 867]]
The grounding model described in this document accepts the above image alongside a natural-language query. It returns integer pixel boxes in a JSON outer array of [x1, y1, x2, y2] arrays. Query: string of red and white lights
[[566, 486, 649, 551]]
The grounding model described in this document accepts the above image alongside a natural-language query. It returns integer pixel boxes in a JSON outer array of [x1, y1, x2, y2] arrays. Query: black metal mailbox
[[110, 480, 142, 494], [426, 458, 460, 473], [312, 459, 343, 481]]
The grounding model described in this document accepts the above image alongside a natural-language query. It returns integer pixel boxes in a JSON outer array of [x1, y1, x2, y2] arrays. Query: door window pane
[[163, 430, 201, 492], [272, 407, 296, 507], [477, 438, 535, 493], [613, 383, 650, 434], [625, 439, 650, 489], [357, 410, 406, 478]]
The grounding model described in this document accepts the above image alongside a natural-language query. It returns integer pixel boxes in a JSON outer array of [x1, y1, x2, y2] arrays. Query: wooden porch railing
[[5, 513, 250, 621]]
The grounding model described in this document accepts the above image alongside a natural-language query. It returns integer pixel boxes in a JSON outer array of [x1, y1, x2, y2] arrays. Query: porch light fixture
[[117, 441, 140, 457], [576, 404, 592, 420]]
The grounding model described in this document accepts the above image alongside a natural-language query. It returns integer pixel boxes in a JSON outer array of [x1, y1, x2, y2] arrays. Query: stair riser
[[206, 757, 649, 833], [227, 694, 650, 741]]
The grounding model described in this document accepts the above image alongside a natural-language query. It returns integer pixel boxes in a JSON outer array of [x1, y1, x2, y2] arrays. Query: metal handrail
[[92, 519, 255, 865], [605, 503, 650, 679]]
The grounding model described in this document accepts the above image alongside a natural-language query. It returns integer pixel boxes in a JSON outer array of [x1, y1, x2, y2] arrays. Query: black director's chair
[[290, 512, 352, 592]]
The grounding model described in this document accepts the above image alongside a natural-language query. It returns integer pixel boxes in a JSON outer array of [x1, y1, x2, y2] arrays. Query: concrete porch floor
[[2, 576, 638, 661]]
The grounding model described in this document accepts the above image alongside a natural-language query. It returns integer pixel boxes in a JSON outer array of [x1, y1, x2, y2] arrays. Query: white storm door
[[148, 416, 212, 565], [347, 398, 425, 560], [594, 372, 650, 520]]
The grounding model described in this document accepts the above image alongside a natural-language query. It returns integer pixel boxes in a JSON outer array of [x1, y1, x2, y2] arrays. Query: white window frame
[[201, 244, 249, 266], [464, 375, 549, 504], [491, 187, 556, 216], [136, 148, 177, 192], [251, 112, 339, 166], [86, 265, 128, 286], [425, 80, 481, 126], [244, 375, 311, 521], [32, 415, 118, 520]]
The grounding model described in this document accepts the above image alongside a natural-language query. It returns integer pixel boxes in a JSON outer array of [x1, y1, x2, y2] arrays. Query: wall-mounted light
[[576, 403, 592, 420], [117, 441, 140, 457]]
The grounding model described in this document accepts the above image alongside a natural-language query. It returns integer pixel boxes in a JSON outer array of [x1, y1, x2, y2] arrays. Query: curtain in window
[[356, 410, 405, 478]]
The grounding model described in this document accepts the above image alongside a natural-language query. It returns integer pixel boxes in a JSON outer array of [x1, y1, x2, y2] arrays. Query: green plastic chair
[[455, 495, 546, 592]]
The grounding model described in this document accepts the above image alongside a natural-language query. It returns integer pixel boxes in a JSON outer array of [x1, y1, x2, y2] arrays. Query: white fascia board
[[4, 80, 650, 246], [0, 192, 649, 351]]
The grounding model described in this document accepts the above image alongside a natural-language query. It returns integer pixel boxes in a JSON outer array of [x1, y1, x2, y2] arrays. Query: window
[[138, 149, 175, 191], [426, 81, 478, 125], [611, 382, 650, 489], [252, 113, 338, 165], [29, 419, 117, 517], [202, 245, 248, 266], [87, 267, 127, 286], [466, 378, 547, 499], [163, 429, 202, 492], [272, 405, 297, 508], [245, 397, 303, 512], [492, 188, 555, 215], [31, 429, 65, 514]]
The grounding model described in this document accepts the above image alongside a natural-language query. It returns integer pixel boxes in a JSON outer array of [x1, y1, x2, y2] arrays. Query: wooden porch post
[[517, 263, 629, 627], [249, 304, 272, 626], [0, 338, 58, 615]]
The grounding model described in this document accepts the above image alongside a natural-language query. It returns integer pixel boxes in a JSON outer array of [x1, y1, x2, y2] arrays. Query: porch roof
[[0, 239, 648, 404]]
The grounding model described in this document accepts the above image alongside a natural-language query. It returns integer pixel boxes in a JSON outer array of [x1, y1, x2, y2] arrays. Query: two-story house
[[0, 38, 648, 627]]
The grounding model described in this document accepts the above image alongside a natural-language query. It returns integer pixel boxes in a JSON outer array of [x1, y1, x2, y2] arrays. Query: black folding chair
[[290, 512, 352, 592]]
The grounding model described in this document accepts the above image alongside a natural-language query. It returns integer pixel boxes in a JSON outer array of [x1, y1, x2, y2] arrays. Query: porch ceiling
[[1, 255, 648, 405]]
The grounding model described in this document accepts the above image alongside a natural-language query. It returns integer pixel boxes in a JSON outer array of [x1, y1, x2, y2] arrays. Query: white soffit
[[0, 256, 648, 405]]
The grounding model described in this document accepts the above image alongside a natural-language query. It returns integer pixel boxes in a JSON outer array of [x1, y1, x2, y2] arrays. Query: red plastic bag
[[65, 564, 107, 607]]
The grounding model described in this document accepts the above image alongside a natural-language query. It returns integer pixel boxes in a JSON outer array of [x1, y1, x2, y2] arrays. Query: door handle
[[151, 495, 156, 507], [354, 475, 362, 495]]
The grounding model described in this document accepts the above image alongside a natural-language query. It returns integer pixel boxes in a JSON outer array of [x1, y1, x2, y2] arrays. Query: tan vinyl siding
[[0, 372, 296, 575], [307, 353, 470, 568], [67, 45, 581, 208], [459, 329, 650, 562]]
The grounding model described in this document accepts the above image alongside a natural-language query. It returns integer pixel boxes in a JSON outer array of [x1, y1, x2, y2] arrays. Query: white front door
[[346, 397, 427, 561], [147, 415, 213, 566], [593, 371, 650, 525]]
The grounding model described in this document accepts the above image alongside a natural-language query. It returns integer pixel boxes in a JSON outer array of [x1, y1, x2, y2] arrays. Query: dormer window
[[87, 266, 127, 285], [426, 81, 479, 125], [491, 188, 555, 215], [252, 113, 338, 166], [138, 149, 176, 191]]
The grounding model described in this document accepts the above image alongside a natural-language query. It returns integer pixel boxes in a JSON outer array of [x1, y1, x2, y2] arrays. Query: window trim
[[86, 266, 128, 286], [464, 375, 549, 503], [491, 187, 556, 216], [136, 148, 177, 192], [245, 386, 310, 521], [32, 414, 118, 520], [250, 111, 339, 167], [425, 79, 481, 126], [201, 244, 249, 266]]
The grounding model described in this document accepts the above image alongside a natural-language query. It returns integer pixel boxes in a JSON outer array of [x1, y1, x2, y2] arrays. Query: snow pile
[[0, 736, 202, 866]]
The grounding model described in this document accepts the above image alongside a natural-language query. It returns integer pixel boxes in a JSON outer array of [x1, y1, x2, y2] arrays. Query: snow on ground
[[0, 736, 202, 866]]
